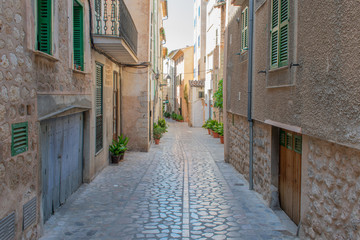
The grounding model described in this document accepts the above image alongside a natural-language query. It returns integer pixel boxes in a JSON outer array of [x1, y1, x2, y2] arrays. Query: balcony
[[93, 0, 138, 63]]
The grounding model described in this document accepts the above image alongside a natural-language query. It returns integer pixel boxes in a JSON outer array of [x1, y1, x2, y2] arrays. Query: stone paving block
[[40, 121, 298, 240]]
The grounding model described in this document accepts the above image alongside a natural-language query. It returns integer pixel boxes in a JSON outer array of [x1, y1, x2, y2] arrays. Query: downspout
[[247, 0, 254, 190]]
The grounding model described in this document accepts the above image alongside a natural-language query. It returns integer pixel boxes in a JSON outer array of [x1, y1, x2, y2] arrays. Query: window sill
[[34, 50, 59, 62], [72, 69, 89, 75], [268, 65, 289, 73], [266, 84, 295, 89]]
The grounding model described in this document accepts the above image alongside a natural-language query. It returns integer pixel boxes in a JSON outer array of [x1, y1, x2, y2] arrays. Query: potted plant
[[213, 122, 220, 138], [153, 123, 164, 144], [177, 115, 184, 122], [171, 112, 177, 120], [158, 118, 168, 132], [109, 135, 129, 164], [217, 123, 224, 144]]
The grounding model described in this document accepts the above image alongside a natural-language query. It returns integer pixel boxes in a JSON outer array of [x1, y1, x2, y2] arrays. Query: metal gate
[[41, 113, 83, 223]]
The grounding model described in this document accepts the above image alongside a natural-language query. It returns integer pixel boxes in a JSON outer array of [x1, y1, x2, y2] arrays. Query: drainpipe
[[247, 0, 254, 190]]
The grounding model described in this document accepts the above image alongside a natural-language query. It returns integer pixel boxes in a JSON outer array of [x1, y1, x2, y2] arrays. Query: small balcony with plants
[[93, 0, 138, 63]]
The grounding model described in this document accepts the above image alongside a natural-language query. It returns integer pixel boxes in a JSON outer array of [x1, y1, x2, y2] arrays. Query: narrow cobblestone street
[[41, 121, 297, 240]]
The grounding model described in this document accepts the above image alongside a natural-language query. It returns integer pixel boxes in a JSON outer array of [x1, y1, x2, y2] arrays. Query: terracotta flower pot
[[220, 136, 224, 144], [111, 153, 124, 164], [213, 132, 219, 138], [208, 129, 211, 135], [155, 138, 160, 145]]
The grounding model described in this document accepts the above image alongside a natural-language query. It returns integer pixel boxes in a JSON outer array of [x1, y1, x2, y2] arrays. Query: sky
[[163, 0, 194, 52]]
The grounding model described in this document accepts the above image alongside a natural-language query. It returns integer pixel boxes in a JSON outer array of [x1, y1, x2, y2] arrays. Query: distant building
[[171, 46, 194, 125]]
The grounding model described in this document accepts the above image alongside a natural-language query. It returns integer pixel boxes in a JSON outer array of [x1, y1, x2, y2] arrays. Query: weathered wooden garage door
[[41, 113, 83, 223], [279, 129, 302, 225]]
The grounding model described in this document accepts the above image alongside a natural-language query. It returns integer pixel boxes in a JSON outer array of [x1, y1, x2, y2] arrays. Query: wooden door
[[279, 129, 302, 225], [41, 113, 83, 223]]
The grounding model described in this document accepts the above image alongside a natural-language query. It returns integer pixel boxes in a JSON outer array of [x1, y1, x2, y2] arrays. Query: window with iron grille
[[37, 0, 52, 54], [271, 0, 289, 69], [11, 122, 28, 156], [73, 0, 84, 71], [95, 63, 103, 153]]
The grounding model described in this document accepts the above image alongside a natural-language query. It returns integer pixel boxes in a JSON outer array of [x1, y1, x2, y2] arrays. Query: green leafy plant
[[109, 135, 129, 156], [153, 123, 164, 140], [216, 122, 224, 136], [213, 79, 223, 109], [176, 115, 184, 121], [202, 119, 212, 129], [157, 118, 168, 133], [171, 112, 177, 120], [164, 112, 171, 118]]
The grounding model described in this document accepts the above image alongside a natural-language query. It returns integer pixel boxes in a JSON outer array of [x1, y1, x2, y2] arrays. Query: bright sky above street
[[163, 0, 194, 52]]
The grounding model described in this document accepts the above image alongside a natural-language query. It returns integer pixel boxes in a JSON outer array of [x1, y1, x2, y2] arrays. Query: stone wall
[[301, 137, 360, 240], [0, 1, 40, 239], [227, 112, 272, 204]]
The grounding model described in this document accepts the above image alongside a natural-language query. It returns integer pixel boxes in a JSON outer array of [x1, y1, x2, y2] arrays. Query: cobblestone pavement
[[41, 120, 297, 240]]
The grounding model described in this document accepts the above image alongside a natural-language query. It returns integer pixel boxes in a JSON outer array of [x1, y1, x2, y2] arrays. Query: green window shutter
[[279, 0, 289, 67], [37, 0, 52, 54], [271, 0, 289, 68], [294, 135, 302, 154], [241, 11, 245, 50], [95, 63, 103, 153], [73, 3, 84, 71], [280, 130, 286, 147], [245, 8, 248, 49], [271, 0, 279, 68], [11, 122, 28, 156], [241, 7, 249, 52], [286, 132, 293, 150]]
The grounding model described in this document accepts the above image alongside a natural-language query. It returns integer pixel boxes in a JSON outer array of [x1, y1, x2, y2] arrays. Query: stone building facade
[[224, 0, 360, 239], [0, 0, 166, 239]]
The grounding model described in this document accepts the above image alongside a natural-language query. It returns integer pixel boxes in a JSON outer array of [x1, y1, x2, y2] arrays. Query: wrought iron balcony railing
[[94, 0, 138, 55]]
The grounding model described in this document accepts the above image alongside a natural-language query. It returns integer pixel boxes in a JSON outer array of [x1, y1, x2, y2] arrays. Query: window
[[198, 91, 204, 99], [271, 0, 289, 68], [95, 63, 104, 153], [11, 122, 28, 156], [241, 7, 248, 52], [37, 0, 52, 54], [73, 0, 84, 70]]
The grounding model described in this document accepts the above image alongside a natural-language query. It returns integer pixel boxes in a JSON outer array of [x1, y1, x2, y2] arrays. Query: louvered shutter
[[11, 122, 28, 156], [73, 4, 84, 70], [271, 0, 279, 68], [241, 11, 244, 51], [294, 135, 302, 154], [286, 132, 293, 150], [95, 63, 103, 153], [279, 0, 289, 67], [241, 7, 249, 52], [37, 0, 52, 54], [244, 8, 248, 49]]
